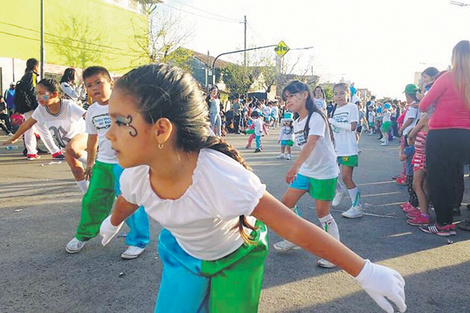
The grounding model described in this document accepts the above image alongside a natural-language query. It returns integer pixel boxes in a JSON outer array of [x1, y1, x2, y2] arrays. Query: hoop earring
[[158, 143, 164, 150]]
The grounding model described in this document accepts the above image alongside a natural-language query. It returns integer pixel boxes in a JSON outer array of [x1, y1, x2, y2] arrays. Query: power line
[[0, 30, 141, 58], [0, 20, 139, 54], [170, 0, 240, 22], [160, 3, 240, 23]]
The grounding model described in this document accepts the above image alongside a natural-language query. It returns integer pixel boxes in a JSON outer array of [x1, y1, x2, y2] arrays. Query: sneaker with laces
[[420, 224, 457, 236], [285, 154, 292, 160], [407, 214, 430, 226], [317, 259, 336, 268], [403, 205, 419, 214], [331, 189, 347, 207], [273, 239, 300, 251], [26, 154, 40, 160], [406, 209, 423, 218], [254, 148, 261, 153], [276, 153, 285, 159], [342, 205, 363, 218], [52, 151, 65, 159], [121, 246, 146, 259], [66, 238, 86, 254]]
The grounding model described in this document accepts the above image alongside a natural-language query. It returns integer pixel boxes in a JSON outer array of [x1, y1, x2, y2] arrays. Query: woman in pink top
[[418, 40, 470, 236]]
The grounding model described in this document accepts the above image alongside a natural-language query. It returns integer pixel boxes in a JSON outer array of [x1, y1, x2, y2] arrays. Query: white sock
[[78, 151, 88, 164], [347, 187, 361, 207], [336, 180, 346, 194], [293, 205, 301, 217], [76, 180, 89, 194], [319, 214, 340, 241]]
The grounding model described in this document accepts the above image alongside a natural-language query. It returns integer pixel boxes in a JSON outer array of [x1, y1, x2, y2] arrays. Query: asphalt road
[[1, 129, 469, 313]]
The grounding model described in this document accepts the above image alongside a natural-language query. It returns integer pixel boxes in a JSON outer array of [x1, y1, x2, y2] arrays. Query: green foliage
[[222, 64, 255, 95], [163, 47, 194, 72], [321, 84, 334, 101]]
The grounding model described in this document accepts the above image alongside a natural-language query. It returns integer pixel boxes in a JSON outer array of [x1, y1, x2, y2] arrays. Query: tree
[[130, 3, 194, 70], [222, 63, 256, 95], [49, 15, 111, 69]]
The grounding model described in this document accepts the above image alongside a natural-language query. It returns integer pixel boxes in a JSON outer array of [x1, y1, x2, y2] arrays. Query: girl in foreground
[[99, 64, 406, 313]]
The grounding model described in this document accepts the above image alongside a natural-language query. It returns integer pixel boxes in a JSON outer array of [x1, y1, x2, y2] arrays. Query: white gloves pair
[[355, 260, 407, 313], [99, 216, 124, 246]]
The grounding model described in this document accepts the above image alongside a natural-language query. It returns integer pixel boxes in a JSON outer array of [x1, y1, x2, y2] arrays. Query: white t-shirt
[[31, 99, 86, 148], [85, 102, 117, 164], [294, 113, 339, 179], [262, 105, 271, 118], [120, 148, 266, 261], [403, 104, 419, 136], [382, 111, 391, 123], [314, 98, 326, 112], [278, 125, 294, 141], [252, 118, 263, 136], [331, 103, 359, 156]]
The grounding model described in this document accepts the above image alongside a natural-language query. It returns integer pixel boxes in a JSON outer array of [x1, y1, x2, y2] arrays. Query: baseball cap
[[403, 84, 420, 94], [10, 82, 15, 86]]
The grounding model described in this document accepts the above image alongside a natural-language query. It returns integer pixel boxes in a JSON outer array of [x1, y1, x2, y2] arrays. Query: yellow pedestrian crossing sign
[[274, 41, 290, 57]]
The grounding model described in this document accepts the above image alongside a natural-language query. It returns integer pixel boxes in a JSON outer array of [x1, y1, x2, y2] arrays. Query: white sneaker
[[273, 239, 300, 251], [66, 238, 86, 254], [276, 153, 285, 159], [381, 142, 389, 146], [342, 205, 364, 218], [331, 189, 347, 207], [121, 246, 146, 259], [317, 259, 336, 268], [285, 154, 292, 160]]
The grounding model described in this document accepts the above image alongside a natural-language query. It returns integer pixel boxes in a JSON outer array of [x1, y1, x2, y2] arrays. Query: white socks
[[319, 214, 340, 241], [76, 180, 89, 194], [77, 151, 88, 165], [347, 187, 361, 207]]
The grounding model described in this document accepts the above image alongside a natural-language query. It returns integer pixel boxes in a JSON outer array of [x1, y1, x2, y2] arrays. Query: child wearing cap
[[276, 112, 295, 160]]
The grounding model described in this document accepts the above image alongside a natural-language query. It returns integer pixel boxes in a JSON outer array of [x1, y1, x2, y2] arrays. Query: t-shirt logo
[[92, 113, 111, 130], [295, 130, 306, 146]]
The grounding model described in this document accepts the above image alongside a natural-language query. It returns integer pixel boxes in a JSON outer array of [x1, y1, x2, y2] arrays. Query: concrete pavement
[[0, 129, 469, 313]]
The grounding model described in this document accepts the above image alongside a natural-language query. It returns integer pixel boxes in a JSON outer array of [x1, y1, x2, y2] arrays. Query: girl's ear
[[110, 80, 114, 89], [153, 118, 173, 145], [302, 91, 309, 100]]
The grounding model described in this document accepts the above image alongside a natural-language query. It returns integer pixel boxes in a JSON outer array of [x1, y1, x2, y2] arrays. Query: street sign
[[274, 41, 290, 57]]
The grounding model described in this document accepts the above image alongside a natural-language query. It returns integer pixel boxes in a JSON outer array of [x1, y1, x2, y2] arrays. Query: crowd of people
[[3, 39, 470, 312]]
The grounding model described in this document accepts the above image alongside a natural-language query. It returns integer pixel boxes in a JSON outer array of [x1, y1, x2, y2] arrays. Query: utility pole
[[244, 16, 247, 69], [40, 0, 45, 78], [243, 15, 247, 93]]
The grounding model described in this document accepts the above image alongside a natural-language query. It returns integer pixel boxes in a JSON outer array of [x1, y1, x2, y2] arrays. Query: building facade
[[0, 0, 148, 92]]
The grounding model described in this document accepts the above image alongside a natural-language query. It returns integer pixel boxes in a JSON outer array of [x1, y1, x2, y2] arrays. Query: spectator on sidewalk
[[4, 82, 15, 115]]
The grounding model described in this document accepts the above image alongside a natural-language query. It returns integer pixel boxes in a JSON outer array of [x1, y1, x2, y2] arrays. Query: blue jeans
[[209, 112, 221, 136]]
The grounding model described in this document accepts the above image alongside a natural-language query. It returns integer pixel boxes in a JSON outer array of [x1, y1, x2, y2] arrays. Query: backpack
[[13, 80, 38, 114]]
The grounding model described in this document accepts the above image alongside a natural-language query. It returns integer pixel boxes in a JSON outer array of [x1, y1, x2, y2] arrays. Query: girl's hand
[[286, 164, 299, 184], [85, 164, 94, 181], [355, 260, 407, 313], [100, 216, 124, 246], [2, 138, 16, 146]]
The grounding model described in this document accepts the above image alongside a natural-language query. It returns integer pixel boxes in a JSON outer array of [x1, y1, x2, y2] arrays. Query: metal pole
[[243, 15, 247, 93], [40, 0, 45, 78], [211, 44, 277, 86]]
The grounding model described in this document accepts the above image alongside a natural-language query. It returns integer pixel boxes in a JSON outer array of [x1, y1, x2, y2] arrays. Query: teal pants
[[155, 221, 268, 313], [76, 161, 150, 247]]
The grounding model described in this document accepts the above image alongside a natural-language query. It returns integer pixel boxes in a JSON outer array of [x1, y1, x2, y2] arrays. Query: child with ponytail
[[99, 64, 406, 313]]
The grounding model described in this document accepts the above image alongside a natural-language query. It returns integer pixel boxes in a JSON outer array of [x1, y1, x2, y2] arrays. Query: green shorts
[[381, 121, 392, 133], [337, 155, 359, 167], [290, 174, 337, 201]]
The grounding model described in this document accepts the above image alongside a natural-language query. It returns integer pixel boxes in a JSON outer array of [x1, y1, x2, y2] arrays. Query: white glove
[[355, 260, 407, 313], [100, 216, 124, 246], [328, 118, 353, 131]]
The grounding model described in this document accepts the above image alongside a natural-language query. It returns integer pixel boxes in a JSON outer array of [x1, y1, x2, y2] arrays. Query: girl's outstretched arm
[[252, 191, 407, 313], [2, 117, 37, 145]]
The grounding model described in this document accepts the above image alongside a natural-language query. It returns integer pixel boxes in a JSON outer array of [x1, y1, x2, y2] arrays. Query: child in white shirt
[[276, 112, 295, 160]]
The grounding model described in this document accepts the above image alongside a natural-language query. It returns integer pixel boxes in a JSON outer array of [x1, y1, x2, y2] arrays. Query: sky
[[160, 0, 470, 99]]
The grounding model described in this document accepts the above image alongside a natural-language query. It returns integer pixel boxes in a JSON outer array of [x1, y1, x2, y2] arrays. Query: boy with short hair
[[66, 66, 150, 259]]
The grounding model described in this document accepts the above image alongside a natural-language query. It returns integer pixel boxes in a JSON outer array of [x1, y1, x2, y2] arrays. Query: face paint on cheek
[[38, 94, 49, 101], [116, 115, 138, 137]]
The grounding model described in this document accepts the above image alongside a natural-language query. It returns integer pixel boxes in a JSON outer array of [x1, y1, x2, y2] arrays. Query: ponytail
[[203, 136, 258, 243]]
